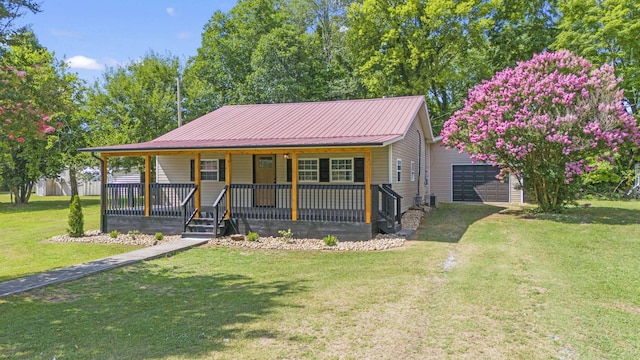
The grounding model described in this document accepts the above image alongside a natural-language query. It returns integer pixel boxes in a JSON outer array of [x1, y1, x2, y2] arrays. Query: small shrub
[[67, 195, 84, 237], [128, 230, 140, 240], [109, 230, 119, 238], [278, 228, 293, 240], [246, 231, 259, 242], [154, 232, 164, 241], [323, 235, 338, 246]]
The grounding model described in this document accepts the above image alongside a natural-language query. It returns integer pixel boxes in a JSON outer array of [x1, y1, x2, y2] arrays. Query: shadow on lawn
[[521, 204, 640, 226], [0, 262, 308, 359], [411, 203, 504, 243], [0, 198, 101, 214]]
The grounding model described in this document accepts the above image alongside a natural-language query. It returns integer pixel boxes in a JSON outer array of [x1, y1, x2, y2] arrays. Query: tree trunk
[[10, 183, 31, 205], [69, 167, 79, 202]]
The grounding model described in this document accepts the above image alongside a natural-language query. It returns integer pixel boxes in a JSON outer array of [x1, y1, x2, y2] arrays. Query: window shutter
[[354, 157, 365, 182], [319, 158, 330, 182], [286, 158, 292, 182], [219, 159, 225, 181], [190, 159, 195, 181]]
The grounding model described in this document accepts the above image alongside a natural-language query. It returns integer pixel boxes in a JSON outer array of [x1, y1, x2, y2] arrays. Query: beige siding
[[429, 143, 473, 203], [231, 154, 253, 183], [509, 174, 524, 203], [157, 154, 229, 206], [389, 120, 429, 211], [371, 146, 389, 185], [428, 144, 524, 203], [157, 155, 191, 183]]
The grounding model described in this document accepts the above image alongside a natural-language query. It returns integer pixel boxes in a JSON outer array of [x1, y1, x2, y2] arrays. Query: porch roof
[[84, 96, 433, 153]]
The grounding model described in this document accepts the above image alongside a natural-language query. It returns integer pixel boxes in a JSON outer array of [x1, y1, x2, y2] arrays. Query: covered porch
[[96, 148, 402, 241]]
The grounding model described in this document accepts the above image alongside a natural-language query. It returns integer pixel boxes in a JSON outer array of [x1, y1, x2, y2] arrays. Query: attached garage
[[452, 165, 509, 202]]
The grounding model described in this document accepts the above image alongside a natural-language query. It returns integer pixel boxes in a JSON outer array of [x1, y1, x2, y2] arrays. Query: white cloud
[[177, 31, 191, 39], [65, 55, 105, 71], [166, 7, 175, 16]]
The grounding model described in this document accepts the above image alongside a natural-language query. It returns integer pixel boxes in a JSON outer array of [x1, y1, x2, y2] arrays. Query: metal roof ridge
[[219, 95, 425, 108]]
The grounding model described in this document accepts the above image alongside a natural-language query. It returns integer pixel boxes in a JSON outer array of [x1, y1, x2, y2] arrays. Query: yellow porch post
[[365, 149, 372, 223], [195, 152, 201, 218], [144, 155, 151, 217], [225, 152, 231, 219], [291, 152, 298, 221]]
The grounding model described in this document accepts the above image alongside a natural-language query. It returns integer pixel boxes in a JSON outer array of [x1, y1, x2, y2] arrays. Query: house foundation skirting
[[234, 218, 376, 241], [106, 215, 184, 235]]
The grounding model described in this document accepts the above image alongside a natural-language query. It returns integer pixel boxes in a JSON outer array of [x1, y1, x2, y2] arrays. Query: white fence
[[36, 170, 140, 197]]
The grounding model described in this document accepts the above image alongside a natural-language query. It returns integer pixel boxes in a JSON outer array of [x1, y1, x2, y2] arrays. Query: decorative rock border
[[46, 209, 427, 251], [46, 230, 181, 247], [206, 208, 426, 251]]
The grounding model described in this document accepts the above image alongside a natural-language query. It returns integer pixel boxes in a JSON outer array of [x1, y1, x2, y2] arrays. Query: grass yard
[[1, 200, 639, 358], [0, 194, 140, 282]]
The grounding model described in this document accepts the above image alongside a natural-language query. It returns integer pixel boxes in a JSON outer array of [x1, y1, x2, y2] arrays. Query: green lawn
[[0, 194, 139, 282], [1, 200, 639, 358]]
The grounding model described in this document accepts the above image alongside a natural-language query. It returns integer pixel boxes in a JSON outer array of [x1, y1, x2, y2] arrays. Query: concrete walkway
[[0, 238, 209, 298]]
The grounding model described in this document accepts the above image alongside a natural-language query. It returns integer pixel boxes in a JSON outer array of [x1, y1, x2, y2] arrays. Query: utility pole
[[177, 77, 182, 127]]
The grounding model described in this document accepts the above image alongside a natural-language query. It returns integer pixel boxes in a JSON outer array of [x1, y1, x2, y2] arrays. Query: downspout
[[417, 130, 422, 197], [91, 152, 107, 233]]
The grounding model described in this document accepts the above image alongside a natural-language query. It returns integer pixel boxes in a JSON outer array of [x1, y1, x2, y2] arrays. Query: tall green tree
[[0, 0, 40, 46], [183, 0, 354, 120], [183, 0, 288, 119], [345, 0, 493, 129], [553, 0, 640, 108], [0, 32, 80, 204], [485, 0, 559, 71], [244, 25, 329, 103], [84, 51, 181, 171]]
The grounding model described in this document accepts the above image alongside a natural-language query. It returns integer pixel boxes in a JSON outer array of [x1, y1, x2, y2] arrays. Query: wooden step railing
[[211, 185, 228, 234], [181, 186, 198, 232], [378, 184, 402, 231]]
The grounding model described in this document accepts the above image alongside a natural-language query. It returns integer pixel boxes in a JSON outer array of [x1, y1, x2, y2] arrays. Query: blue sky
[[21, 0, 238, 83]]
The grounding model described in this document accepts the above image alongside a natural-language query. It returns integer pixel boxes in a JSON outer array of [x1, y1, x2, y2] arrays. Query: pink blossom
[[16, 71, 27, 78], [17, 137, 24, 143], [8, 134, 14, 140], [442, 50, 640, 210]]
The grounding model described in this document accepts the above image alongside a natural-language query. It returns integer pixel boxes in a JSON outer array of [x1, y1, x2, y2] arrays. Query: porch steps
[[377, 219, 401, 234], [182, 217, 227, 239]]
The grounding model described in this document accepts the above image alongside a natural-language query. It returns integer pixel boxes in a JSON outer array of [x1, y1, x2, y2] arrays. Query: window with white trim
[[330, 158, 353, 182], [200, 160, 218, 181], [397, 159, 402, 182], [411, 161, 415, 181], [298, 159, 318, 182]]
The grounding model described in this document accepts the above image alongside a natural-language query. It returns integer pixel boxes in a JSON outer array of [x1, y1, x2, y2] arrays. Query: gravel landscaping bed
[[46, 209, 427, 251], [207, 208, 426, 251], [46, 230, 181, 246]]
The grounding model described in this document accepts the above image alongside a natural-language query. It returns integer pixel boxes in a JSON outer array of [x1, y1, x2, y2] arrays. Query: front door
[[254, 155, 276, 206]]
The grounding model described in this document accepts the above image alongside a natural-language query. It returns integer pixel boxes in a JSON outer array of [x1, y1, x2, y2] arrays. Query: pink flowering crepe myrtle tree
[[442, 51, 640, 212], [0, 66, 57, 140], [0, 65, 62, 204]]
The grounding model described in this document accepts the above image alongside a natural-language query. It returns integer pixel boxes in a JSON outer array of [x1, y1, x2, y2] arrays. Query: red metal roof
[[86, 96, 429, 152]]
